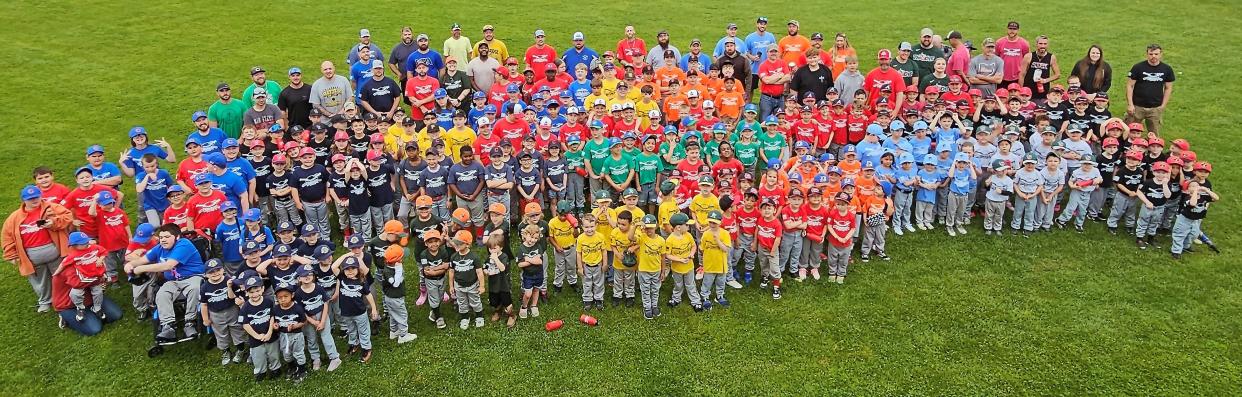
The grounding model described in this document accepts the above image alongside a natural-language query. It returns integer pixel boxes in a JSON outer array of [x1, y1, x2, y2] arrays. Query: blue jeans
[[58, 297, 123, 336], [759, 94, 782, 122]]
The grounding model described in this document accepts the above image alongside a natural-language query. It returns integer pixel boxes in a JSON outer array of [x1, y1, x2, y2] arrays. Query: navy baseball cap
[[205, 258, 223, 271], [341, 256, 361, 269], [295, 263, 315, 277], [273, 244, 293, 257], [19, 185, 40, 201], [314, 245, 334, 261], [242, 240, 263, 255], [301, 224, 319, 235], [276, 221, 295, 232], [346, 234, 364, 248]]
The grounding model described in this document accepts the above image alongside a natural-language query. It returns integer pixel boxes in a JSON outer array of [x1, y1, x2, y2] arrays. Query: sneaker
[[415, 287, 427, 306], [474, 317, 485, 328], [727, 279, 743, 289], [594, 300, 606, 310], [74, 309, 85, 321], [326, 358, 342, 372], [893, 226, 904, 236], [654, 307, 662, 317], [1075, 225, 1084, 233], [828, 275, 839, 283], [1108, 227, 1117, 235], [221, 350, 231, 366], [625, 297, 635, 307], [919, 223, 930, 230], [389, 331, 397, 340], [772, 287, 782, 300], [717, 298, 730, 307], [861, 254, 870, 262], [759, 276, 769, 289], [878, 252, 890, 261], [584, 302, 593, 311], [810, 268, 821, 280], [797, 268, 807, 281], [312, 359, 321, 371], [643, 309, 654, 320], [956, 226, 967, 235], [396, 333, 417, 344], [156, 323, 176, 343], [459, 319, 469, 330], [1172, 252, 1181, 260], [668, 299, 680, 308], [1022, 230, 1031, 238], [947, 227, 957, 237], [1137, 238, 1148, 250], [232, 349, 245, 364], [836, 276, 845, 284], [554, 285, 563, 293], [1056, 220, 1067, 229], [435, 318, 446, 329], [695, 303, 706, 312], [359, 349, 372, 363], [906, 224, 917, 232], [519, 308, 528, 319], [531, 307, 540, 317]]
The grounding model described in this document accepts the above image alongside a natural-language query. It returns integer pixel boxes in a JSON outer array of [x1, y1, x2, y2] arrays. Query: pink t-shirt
[[947, 45, 971, 81], [995, 37, 1030, 81]]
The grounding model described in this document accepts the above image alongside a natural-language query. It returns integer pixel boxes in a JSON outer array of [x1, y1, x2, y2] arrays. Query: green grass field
[[2, 1, 1240, 395]]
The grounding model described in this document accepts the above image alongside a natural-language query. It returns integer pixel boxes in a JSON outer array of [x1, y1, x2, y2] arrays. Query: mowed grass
[[1, 1, 1241, 395]]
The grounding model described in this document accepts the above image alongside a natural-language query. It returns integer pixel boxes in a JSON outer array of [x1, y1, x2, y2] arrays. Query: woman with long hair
[[1070, 45, 1112, 95], [827, 33, 857, 78]]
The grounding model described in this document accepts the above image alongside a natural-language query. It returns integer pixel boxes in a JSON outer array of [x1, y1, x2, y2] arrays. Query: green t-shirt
[[583, 139, 611, 174], [734, 140, 761, 166], [919, 73, 950, 94], [600, 154, 633, 185], [659, 141, 686, 169], [565, 149, 587, 173], [910, 45, 947, 79], [892, 58, 920, 86], [702, 140, 721, 165], [207, 99, 248, 139], [632, 152, 664, 185], [733, 121, 762, 141], [623, 147, 642, 161], [241, 81, 283, 109], [757, 133, 787, 163]]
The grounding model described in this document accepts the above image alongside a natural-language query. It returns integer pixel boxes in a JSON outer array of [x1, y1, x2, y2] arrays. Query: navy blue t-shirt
[[199, 277, 235, 313], [337, 275, 371, 317], [291, 164, 330, 202], [266, 263, 300, 291], [271, 301, 306, 333], [485, 163, 514, 196], [514, 166, 542, 196], [238, 297, 274, 346], [264, 171, 296, 202], [294, 284, 330, 318], [366, 163, 396, 207], [448, 162, 487, 197], [419, 165, 451, 198]]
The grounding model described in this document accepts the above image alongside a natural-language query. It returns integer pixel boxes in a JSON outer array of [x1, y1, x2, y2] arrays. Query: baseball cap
[[346, 234, 365, 248], [898, 42, 913, 51], [68, 232, 90, 246], [452, 230, 474, 246], [877, 49, 892, 60], [920, 28, 934, 37], [132, 223, 156, 244], [85, 144, 105, 156], [573, 32, 584, 41], [983, 38, 996, 47], [242, 208, 262, 222], [19, 185, 40, 201], [128, 126, 148, 138], [534, 29, 545, 37]]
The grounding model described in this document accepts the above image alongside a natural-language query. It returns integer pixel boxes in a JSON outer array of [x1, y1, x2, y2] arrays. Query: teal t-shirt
[[734, 140, 761, 166], [583, 139, 611, 174], [207, 99, 249, 139], [632, 152, 664, 185], [757, 133, 787, 163], [659, 141, 686, 169], [600, 154, 633, 185]]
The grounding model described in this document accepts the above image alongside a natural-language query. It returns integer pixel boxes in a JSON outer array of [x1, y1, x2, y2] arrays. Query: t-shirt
[[271, 302, 306, 333], [198, 276, 234, 313], [450, 250, 482, 286], [337, 275, 371, 317], [360, 77, 401, 113], [968, 55, 1004, 95], [238, 297, 274, 345], [447, 162, 485, 196], [207, 99, 248, 139], [186, 191, 226, 231], [310, 76, 353, 115], [700, 228, 731, 273], [418, 248, 452, 281], [1013, 168, 1045, 195], [294, 284, 330, 318], [1139, 178, 1170, 208], [517, 244, 544, 278], [278, 84, 314, 128], [663, 232, 696, 274], [1127, 61, 1175, 108], [465, 57, 500, 92], [995, 37, 1029, 81], [576, 231, 608, 266], [548, 217, 577, 249], [144, 237, 204, 281], [826, 209, 856, 248], [600, 155, 632, 185], [242, 105, 283, 133], [291, 164, 331, 202], [1069, 166, 1102, 193], [485, 251, 512, 293], [1179, 180, 1213, 220], [633, 232, 666, 273]]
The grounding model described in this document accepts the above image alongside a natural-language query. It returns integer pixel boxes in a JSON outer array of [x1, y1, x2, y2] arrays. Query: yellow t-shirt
[[689, 194, 720, 227], [474, 39, 509, 62], [617, 206, 646, 224], [547, 217, 577, 249], [634, 232, 666, 273], [576, 231, 608, 266], [663, 232, 696, 274], [635, 100, 659, 129], [591, 207, 617, 245], [443, 127, 477, 162], [600, 78, 620, 99], [415, 128, 443, 155], [385, 125, 416, 154], [443, 37, 473, 63], [584, 93, 608, 110], [700, 228, 732, 274], [657, 200, 680, 232], [609, 228, 634, 269]]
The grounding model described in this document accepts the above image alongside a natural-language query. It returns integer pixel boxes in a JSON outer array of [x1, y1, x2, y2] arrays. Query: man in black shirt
[[360, 60, 401, 121], [1125, 44, 1175, 134], [789, 48, 832, 101], [279, 67, 314, 129]]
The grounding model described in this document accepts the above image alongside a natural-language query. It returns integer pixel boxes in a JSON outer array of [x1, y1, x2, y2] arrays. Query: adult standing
[[439, 57, 472, 111], [778, 20, 811, 67], [1125, 44, 1175, 134], [911, 28, 945, 79], [890, 42, 919, 88], [789, 48, 832, 101], [561, 32, 599, 81], [945, 31, 972, 84], [2, 185, 73, 313], [680, 39, 712, 73], [995, 21, 1030, 88], [124, 223, 206, 341], [474, 25, 510, 62], [1019, 35, 1061, 102], [443, 23, 473, 63], [1070, 45, 1112, 96], [468, 42, 501, 92], [744, 17, 777, 102], [825, 33, 856, 78], [756, 47, 791, 120], [713, 39, 750, 86], [405, 34, 446, 80], [713, 23, 748, 60], [863, 49, 907, 105], [278, 67, 314, 129], [207, 82, 247, 139], [241, 66, 282, 109], [242, 88, 284, 134], [389, 26, 419, 94], [967, 38, 1005, 97], [616, 26, 647, 69], [524, 29, 558, 74], [645, 30, 681, 69], [310, 61, 354, 117], [347, 28, 384, 66], [360, 60, 402, 121]]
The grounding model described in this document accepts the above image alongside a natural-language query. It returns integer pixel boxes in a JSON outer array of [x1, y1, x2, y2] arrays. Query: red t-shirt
[[492, 116, 531, 149], [616, 39, 648, 66], [802, 204, 830, 242], [524, 45, 558, 75], [780, 205, 807, 232], [487, 84, 509, 109], [844, 114, 870, 145], [677, 160, 705, 183], [176, 158, 210, 192], [52, 271, 94, 312], [734, 205, 760, 235], [405, 76, 440, 119], [827, 208, 857, 247], [61, 185, 119, 238], [532, 78, 569, 99], [17, 206, 52, 248], [559, 122, 588, 144], [39, 183, 71, 206], [610, 119, 640, 139], [126, 240, 156, 256], [95, 206, 130, 251], [720, 212, 739, 241], [789, 119, 818, 146], [757, 60, 792, 97], [863, 67, 907, 102], [757, 183, 786, 208], [754, 216, 783, 250], [711, 158, 744, 181], [472, 133, 504, 166], [60, 245, 107, 288], [186, 191, 227, 232], [163, 204, 192, 231]]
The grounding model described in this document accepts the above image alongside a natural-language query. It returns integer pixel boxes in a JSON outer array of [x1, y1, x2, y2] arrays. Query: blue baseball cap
[[346, 234, 365, 248], [589, 120, 605, 129], [295, 263, 315, 277], [166, 185, 185, 195], [889, 120, 907, 131], [222, 138, 239, 148], [813, 174, 830, 183], [288, 67, 302, 75], [866, 124, 885, 136], [128, 126, 148, 138], [269, 124, 283, 133], [913, 120, 929, 131], [622, 131, 637, 140], [819, 153, 835, 163], [800, 155, 814, 163], [681, 116, 697, 128], [341, 256, 361, 269], [242, 240, 263, 255], [506, 83, 520, 93], [242, 208, 262, 222], [301, 223, 319, 235], [559, 91, 572, 99], [191, 110, 208, 121], [238, 272, 263, 289], [841, 178, 856, 187], [273, 244, 293, 257], [68, 232, 90, 246], [923, 154, 939, 164], [764, 115, 778, 125], [828, 166, 842, 175], [434, 88, 448, 99], [204, 152, 227, 167], [899, 153, 916, 164], [314, 245, 334, 261], [939, 146, 953, 153], [954, 152, 971, 162], [766, 158, 781, 169], [843, 144, 856, 153], [682, 130, 701, 141], [132, 223, 155, 244], [220, 200, 237, 212], [794, 140, 811, 150], [863, 161, 875, 170], [472, 91, 487, 99], [193, 174, 211, 185], [19, 185, 40, 201], [566, 134, 582, 144], [96, 190, 116, 206], [86, 144, 105, 156], [205, 258, 223, 271], [744, 104, 758, 113], [608, 137, 623, 148]]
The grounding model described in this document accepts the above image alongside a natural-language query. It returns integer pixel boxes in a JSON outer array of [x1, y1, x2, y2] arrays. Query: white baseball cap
[[573, 32, 584, 41], [702, 100, 715, 108]]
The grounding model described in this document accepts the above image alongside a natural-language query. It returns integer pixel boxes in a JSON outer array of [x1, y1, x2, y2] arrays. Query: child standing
[[547, 201, 579, 293], [892, 154, 918, 234], [379, 244, 417, 343], [755, 198, 784, 299], [826, 193, 858, 284], [664, 213, 702, 311], [914, 155, 942, 230], [416, 230, 452, 329], [1134, 162, 1172, 249], [1108, 151, 1145, 234], [333, 254, 378, 363], [858, 190, 893, 261], [631, 215, 666, 319], [88, 190, 130, 281], [731, 190, 761, 285], [575, 214, 609, 311], [55, 232, 107, 321], [1036, 154, 1066, 232], [983, 161, 1014, 235], [609, 211, 637, 307], [237, 271, 279, 381], [516, 224, 545, 319], [199, 259, 245, 366], [698, 210, 732, 309], [449, 230, 485, 329], [272, 286, 308, 382], [1011, 155, 1045, 236], [779, 189, 807, 279], [1057, 159, 1102, 233], [946, 153, 977, 236], [483, 236, 516, 328], [295, 262, 342, 372], [800, 189, 829, 280]]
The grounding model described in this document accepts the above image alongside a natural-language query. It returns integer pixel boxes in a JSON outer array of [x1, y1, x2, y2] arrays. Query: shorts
[[488, 290, 513, 308], [521, 274, 545, 290]]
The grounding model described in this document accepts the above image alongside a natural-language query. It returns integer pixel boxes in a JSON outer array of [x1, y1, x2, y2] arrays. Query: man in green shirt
[[241, 66, 282, 108], [207, 82, 248, 139], [892, 42, 920, 88]]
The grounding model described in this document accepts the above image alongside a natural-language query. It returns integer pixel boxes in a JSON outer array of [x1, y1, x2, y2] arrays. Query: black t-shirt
[[249, 156, 273, 197], [291, 164, 330, 202], [1040, 101, 1070, 130], [271, 301, 306, 333], [1065, 111, 1093, 133], [1179, 180, 1213, 220], [1086, 107, 1112, 135], [790, 65, 833, 101], [278, 84, 314, 128], [408, 215, 442, 255], [1096, 153, 1121, 188], [978, 108, 1003, 127], [266, 263, 300, 291], [366, 163, 397, 207], [360, 77, 401, 113], [450, 250, 481, 287], [1139, 178, 1170, 208], [345, 178, 371, 215], [418, 248, 452, 281], [484, 221, 512, 259], [314, 264, 338, 293], [199, 277, 234, 313], [265, 171, 295, 201], [308, 137, 332, 166], [1000, 112, 1028, 131], [1114, 165, 1145, 193], [1127, 61, 1175, 108], [294, 284, 330, 318], [238, 297, 274, 346], [329, 169, 349, 201], [398, 159, 426, 195], [337, 275, 371, 317], [517, 243, 543, 278], [485, 251, 511, 293]]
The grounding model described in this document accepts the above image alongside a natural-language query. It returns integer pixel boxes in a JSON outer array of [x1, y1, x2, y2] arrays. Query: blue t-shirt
[[915, 168, 942, 203], [680, 53, 713, 73], [290, 164, 330, 202], [933, 128, 960, 156], [271, 301, 306, 333], [214, 220, 243, 262], [561, 47, 600, 80], [337, 275, 371, 317], [135, 169, 173, 211], [405, 50, 445, 79], [87, 162, 123, 185], [468, 107, 488, 129], [144, 238, 205, 280], [448, 162, 487, 196], [949, 168, 977, 195], [909, 136, 932, 162], [419, 164, 451, 198], [238, 297, 273, 345], [855, 141, 885, 168], [198, 276, 234, 313], [207, 171, 248, 208], [225, 157, 256, 183], [485, 163, 515, 196], [349, 60, 374, 98], [186, 128, 228, 155], [241, 226, 274, 256], [895, 166, 918, 192], [294, 284, 330, 318], [744, 32, 777, 72], [883, 138, 913, 156], [124, 145, 169, 170], [568, 81, 592, 108], [514, 166, 542, 196], [875, 166, 896, 196]]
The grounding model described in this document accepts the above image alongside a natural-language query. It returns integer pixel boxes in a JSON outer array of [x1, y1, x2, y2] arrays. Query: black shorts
[[488, 290, 513, 308]]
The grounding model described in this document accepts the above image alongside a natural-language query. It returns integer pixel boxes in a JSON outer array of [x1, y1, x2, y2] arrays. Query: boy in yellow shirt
[[547, 200, 579, 294], [664, 213, 702, 311], [657, 181, 681, 237], [698, 210, 732, 309], [443, 111, 477, 162], [385, 117, 418, 155], [631, 214, 666, 320], [575, 214, 609, 311], [609, 211, 637, 307]]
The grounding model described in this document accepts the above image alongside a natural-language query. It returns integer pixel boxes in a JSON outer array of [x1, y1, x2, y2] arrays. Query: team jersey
[[699, 228, 731, 274], [663, 232, 696, 274], [754, 216, 783, 250], [576, 231, 608, 266]]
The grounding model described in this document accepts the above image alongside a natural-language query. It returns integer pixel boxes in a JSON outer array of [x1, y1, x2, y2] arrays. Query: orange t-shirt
[[838, 159, 862, 180], [663, 94, 689, 121], [655, 66, 687, 88], [827, 47, 857, 78], [715, 91, 745, 120], [778, 35, 813, 67]]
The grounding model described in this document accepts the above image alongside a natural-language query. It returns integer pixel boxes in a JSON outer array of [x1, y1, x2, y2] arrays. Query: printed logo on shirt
[[340, 282, 364, 297], [246, 308, 271, 326], [756, 224, 777, 239], [1141, 72, 1166, 82], [203, 286, 230, 303], [298, 172, 324, 187]]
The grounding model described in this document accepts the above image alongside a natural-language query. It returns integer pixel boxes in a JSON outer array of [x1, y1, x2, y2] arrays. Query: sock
[[431, 307, 440, 319], [474, 311, 484, 319]]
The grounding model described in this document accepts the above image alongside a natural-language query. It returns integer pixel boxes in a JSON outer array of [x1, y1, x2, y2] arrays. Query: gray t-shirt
[[310, 75, 353, 115], [242, 104, 283, 132], [968, 54, 1004, 96], [833, 70, 864, 106], [466, 57, 500, 92]]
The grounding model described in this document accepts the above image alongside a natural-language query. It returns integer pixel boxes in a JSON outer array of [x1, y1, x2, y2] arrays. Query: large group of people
[[1, 18, 1221, 383]]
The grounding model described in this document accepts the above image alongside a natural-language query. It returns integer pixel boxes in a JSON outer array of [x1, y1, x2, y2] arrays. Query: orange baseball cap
[[452, 208, 471, 224], [382, 220, 407, 236], [421, 229, 442, 241], [524, 202, 542, 215], [488, 202, 507, 214], [383, 244, 404, 263], [453, 230, 474, 245], [415, 195, 433, 208]]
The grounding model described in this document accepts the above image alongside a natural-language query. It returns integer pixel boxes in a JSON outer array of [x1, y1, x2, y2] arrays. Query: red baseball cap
[[948, 75, 963, 83], [1179, 150, 1197, 162], [1151, 161, 1171, 173], [366, 149, 383, 161], [370, 133, 385, 143], [282, 141, 301, 151], [298, 147, 315, 157], [1106, 120, 1125, 130], [1102, 137, 1119, 147], [334, 131, 349, 141], [1125, 150, 1143, 161], [1171, 139, 1190, 151], [995, 88, 1009, 98], [1127, 122, 1145, 132], [1167, 156, 1184, 166], [1018, 87, 1032, 96], [876, 49, 892, 60], [905, 85, 918, 93], [924, 86, 940, 94], [1131, 138, 1149, 147], [271, 154, 288, 164], [1006, 83, 1021, 90], [968, 88, 982, 96], [1148, 137, 1165, 147], [248, 139, 265, 148], [331, 153, 347, 163], [1193, 161, 1212, 172]]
